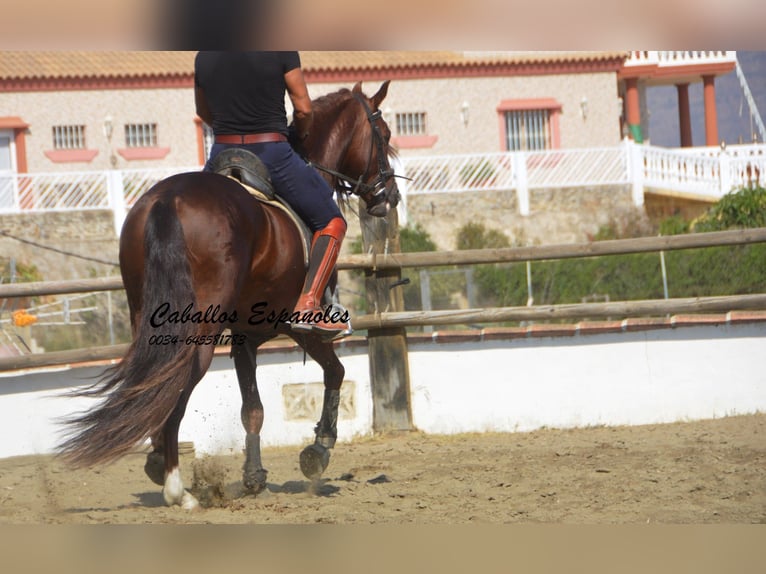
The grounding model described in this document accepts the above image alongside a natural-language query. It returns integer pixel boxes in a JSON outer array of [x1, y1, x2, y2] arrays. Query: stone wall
[[0, 210, 119, 281], [404, 185, 644, 250]]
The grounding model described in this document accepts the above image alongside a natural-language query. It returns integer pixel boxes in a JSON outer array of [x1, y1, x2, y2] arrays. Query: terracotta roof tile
[[0, 51, 196, 80], [301, 51, 628, 71], [0, 51, 628, 81]]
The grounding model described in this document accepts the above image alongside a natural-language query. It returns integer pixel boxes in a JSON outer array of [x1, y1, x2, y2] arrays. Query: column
[[676, 83, 693, 147], [703, 75, 719, 146], [625, 77, 643, 143]]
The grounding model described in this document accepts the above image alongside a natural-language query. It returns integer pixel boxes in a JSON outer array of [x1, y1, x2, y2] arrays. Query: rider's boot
[[291, 217, 352, 341]]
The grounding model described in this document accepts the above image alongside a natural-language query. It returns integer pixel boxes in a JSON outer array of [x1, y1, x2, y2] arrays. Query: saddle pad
[[227, 176, 310, 267]]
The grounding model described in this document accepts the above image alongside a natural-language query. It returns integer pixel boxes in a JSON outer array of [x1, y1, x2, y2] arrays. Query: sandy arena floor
[[0, 413, 763, 524]]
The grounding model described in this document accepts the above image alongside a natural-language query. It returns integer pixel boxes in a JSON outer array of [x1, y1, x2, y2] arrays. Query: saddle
[[210, 148, 311, 267]]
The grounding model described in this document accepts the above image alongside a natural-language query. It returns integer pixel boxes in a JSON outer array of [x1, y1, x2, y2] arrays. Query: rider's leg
[[249, 142, 351, 340], [291, 216, 350, 338]]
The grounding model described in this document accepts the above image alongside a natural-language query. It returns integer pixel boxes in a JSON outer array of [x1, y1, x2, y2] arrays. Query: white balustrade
[[624, 51, 736, 68]]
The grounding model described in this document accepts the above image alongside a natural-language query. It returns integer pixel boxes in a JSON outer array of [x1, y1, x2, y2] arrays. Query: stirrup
[[291, 303, 353, 341], [321, 303, 354, 341]]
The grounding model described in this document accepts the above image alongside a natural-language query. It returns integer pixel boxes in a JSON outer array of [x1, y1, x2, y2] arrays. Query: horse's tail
[[58, 194, 200, 467]]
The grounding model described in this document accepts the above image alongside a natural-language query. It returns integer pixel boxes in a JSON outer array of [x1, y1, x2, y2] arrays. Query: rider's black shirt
[[194, 51, 301, 136]]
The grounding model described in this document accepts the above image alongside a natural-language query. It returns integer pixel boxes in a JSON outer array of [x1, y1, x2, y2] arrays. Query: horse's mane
[[311, 88, 354, 117], [294, 85, 399, 161]]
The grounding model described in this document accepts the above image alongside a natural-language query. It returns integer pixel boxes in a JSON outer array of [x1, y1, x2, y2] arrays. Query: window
[[395, 112, 427, 137], [390, 111, 437, 149], [504, 110, 552, 151], [118, 122, 169, 161], [125, 123, 158, 148], [497, 99, 562, 152], [52, 125, 86, 150], [44, 122, 97, 164], [0, 133, 12, 171], [0, 132, 14, 209]]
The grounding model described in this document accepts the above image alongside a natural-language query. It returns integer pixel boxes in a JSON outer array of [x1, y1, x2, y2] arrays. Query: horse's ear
[[352, 82, 363, 94], [371, 80, 391, 109]]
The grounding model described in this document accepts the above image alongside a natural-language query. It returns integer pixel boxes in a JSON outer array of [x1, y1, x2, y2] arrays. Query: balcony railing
[[624, 51, 736, 67], [1, 143, 765, 232]]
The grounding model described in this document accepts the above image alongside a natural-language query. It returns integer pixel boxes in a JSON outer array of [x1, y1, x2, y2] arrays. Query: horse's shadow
[[132, 491, 167, 508], [267, 479, 340, 497], [127, 478, 341, 509]]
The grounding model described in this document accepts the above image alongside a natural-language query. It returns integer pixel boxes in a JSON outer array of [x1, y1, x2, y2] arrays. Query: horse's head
[[346, 81, 401, 217], [302, 81, 401, 217]]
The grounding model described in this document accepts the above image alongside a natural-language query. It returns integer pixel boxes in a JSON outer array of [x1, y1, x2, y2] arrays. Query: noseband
[[308, 93, 401, 211]]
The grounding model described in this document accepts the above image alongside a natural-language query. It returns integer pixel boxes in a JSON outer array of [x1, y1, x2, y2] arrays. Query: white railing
[[642, 146, 722, 195], [735, 58, 766, 143], [524, 147, 628, 188], [1, 144, 765, 229], [401, 141, 766, 213], [625, 51, 736, 67], [0, 166, 198, 233], [401, 152, 517, 194]]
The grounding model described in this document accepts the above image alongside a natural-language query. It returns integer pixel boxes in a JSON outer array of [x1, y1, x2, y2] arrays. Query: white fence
[[2, 142, 766, 232]]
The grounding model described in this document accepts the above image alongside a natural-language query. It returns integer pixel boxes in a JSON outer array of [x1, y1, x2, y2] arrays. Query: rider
[[194, 51, 350, 340]]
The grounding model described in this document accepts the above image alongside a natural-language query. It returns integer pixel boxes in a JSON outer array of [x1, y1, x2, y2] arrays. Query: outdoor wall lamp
[[580, 97, 589, 120], [103, 116, 114, 141], [460, 101, 469, 126]]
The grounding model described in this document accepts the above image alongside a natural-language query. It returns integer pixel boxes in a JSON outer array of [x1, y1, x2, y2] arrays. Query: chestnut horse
[[58, 82, 399, 509]]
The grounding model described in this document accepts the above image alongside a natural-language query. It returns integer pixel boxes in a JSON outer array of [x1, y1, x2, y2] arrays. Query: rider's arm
[[285, 67, 313, 141], [195, 86, 214, 127]]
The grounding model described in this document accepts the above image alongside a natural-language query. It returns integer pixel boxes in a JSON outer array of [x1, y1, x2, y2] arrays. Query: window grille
[[504, 109, 551, 151], [395, 112, 427, 136], [52, 125, 86, 150], [125, 123, 158, 148]]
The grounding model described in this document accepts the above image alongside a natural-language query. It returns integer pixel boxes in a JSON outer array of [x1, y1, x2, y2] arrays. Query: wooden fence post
[[358, 201, 414, 432]]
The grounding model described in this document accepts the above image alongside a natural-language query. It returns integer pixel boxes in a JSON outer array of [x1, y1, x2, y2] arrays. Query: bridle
[[308, 92, 402, 216]]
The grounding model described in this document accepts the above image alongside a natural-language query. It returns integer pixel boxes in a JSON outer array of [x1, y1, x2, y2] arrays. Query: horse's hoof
[[243, 468, 268, 493], [144, 451, 165, 486], [299, 443, 330, 479], [181, 491, 200, 511]]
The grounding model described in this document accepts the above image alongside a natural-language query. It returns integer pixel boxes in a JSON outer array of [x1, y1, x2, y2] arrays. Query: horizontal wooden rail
[[0, 343, 129, 372], [352, 293, 766, 330], [0, 276, 124, 298], [337, 228, 766, 270], [2, 294, 765, 372], [2, 228, 766, 299]]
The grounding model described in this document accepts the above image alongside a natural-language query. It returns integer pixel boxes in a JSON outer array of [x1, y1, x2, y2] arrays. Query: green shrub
[[461, 187, 766, 309], [692, 186, 766, 232]]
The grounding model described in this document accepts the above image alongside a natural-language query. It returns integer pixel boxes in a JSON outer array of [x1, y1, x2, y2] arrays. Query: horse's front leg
[[233, 337, 270, 493], [293, 334, 345, 479]]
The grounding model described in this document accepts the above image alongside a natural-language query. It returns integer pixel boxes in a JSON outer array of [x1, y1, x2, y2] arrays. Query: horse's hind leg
[[144, 432, 165, 486], [291, 334, 345, 479], [233, 337, 270, 493], [161, 345, 216, 509]]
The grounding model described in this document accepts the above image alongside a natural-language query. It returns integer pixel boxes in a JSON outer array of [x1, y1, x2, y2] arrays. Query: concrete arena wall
[[0, 318, 764, 460]]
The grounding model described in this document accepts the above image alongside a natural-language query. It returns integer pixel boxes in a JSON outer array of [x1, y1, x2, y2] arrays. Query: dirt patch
[[0, 413, 764, 524]]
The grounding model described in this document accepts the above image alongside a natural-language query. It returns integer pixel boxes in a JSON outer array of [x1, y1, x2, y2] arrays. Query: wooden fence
[[2, 227, 766, 370]]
